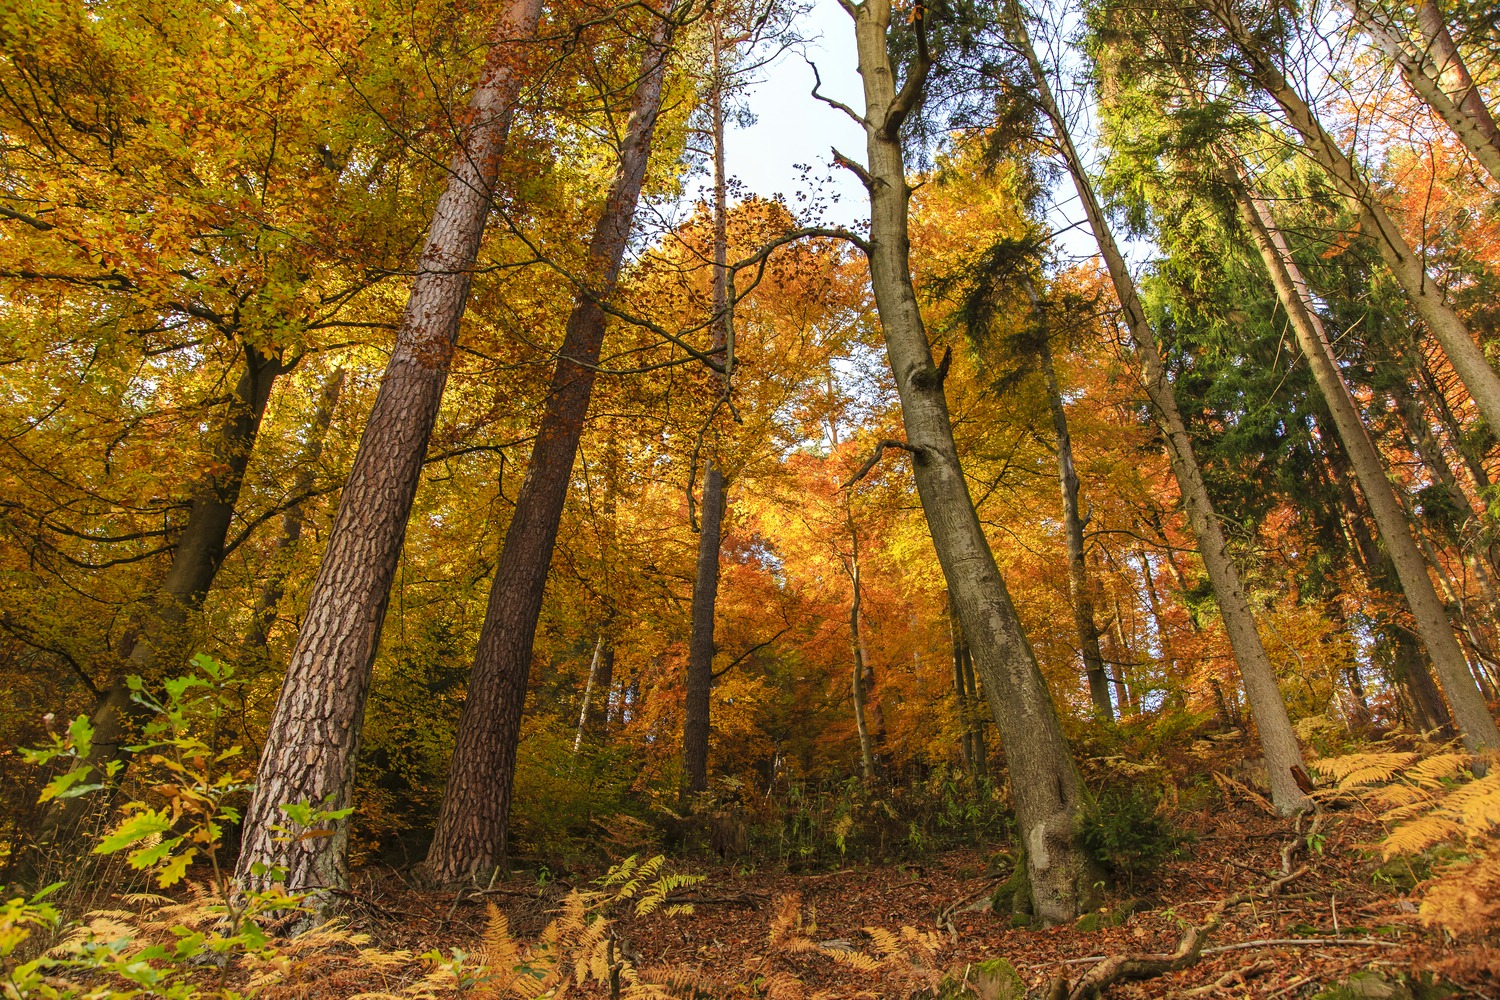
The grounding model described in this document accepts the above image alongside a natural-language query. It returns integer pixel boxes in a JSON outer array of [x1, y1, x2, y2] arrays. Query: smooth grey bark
[[573, 635, 607, 753], [244, 367, 345, 652], [421, 7, 682, 883], [1209, 0, 1500, 436], [1007, 0, 1310, 814], [683, 23, 732, 793], [844, 0, 1093, 923], [1228, 162, 1499, 754], [1038, 330, 1112, 719], [236, 0, 544, 898], [1348, 0, 1500, 182]]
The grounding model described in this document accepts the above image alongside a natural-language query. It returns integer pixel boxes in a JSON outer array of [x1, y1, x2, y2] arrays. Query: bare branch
[[844, 438, 923, 489]]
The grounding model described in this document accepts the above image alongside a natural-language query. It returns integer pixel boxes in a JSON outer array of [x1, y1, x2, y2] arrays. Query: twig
[[843, 439, 922, 489]]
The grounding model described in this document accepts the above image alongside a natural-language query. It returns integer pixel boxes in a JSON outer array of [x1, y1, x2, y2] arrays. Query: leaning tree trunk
[[1349, 0, 1500, 182], [1009, 0, 1310, 814], [235, 0, 545, 898], [421, 9, 681, 883], [847, 0, 1093, 923], [683, 14, 734, 796], [1039, 331, 1112, 718], [1228, 162, 1499, 753], [1208, 0, 1500, 436], [244, 366, 345, 652]]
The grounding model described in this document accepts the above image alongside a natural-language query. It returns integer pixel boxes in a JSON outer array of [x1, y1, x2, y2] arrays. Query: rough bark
[[1008, 0, 1310, 815], [1209, 0, 1500, 435], [1349, 0, 1500, 182], [683, 14, 734, 797], [847, 0, 1092, 923], [1229, 163, 1499, 753], [28, 346, 284, 864], [1039, 332, 1112, 719], [244, 367, 346, 652], [421, 9, 681, 883], [235, 0, 544, 897]]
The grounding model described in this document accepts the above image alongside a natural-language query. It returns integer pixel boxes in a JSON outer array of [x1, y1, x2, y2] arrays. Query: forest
[[2, 0, 1500, 995]]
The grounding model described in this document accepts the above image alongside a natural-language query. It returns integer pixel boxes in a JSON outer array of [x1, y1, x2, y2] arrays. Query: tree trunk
[[1008, 0, 1309, 815], [421, 9, 681, 883], [683, 12, 734, 797], [1209, 0, 1500, 436], [1348, 0, 1500, 182], [28, 346, 283, 865], [1039, 331, 1112, 718], [1228, 162, 1499, 754], [847, 508, 879, 783], [848, 0, 1092, 923], [235, 0, 544, 897], [574, 635, 607, 753], [949, 591, 977, 773], [245, 367, 346, 652]]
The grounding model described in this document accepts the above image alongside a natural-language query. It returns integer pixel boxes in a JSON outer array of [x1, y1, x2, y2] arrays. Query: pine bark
[[235, 0, 544, 897], [1348, 0, 1500, 182], [1039, 332, 1112, 718], [1209, 0, 1500, 436], [421, 9, 681, 883], [848, 0, 1092, 923], [1008, 0, 1309, 814], [1228, 163, 1499, 753]]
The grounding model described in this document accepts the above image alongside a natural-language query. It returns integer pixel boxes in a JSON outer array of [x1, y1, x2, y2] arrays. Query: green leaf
[[95, 811, 172, 855]]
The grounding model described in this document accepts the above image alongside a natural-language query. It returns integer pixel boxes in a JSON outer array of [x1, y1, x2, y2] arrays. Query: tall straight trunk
[[588, 643, 615, 735], [1008, 0, 1309, 814], [1418, 359, 1495, 497], [847, 0, 1092, 923], [1348, 0, 1500, 182], [684, 22, 732, 793], [846, 508, 878, 783], [1228, 163, 1499, 754], [1038, 333, 1112, 718], [244, 367, 345, 652], [421, 11, 681, 883], [1136, 548, 1177, 679], [29, 346, 283, 863], [1209, 0, 1500, 436], [235, 0, 545, 896], [949, 592, 976, 772]]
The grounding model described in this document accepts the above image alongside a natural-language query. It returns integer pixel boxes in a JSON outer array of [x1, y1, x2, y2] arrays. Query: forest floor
[[257, 798, 1499, 999]]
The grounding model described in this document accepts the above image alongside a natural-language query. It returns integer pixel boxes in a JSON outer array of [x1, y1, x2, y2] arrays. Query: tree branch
[[881, 1, 930, 139], [843, 439, 923, 488]]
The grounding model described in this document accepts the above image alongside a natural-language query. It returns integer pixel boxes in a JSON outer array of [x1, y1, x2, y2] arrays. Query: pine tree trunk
[[235, 0, 544, 897], [1209, 0, 1500, 436], [28, 346, 283, 865], [1039, 332, 1112, 719], [420, 10, 681, 883], [1348, 0, 1500, 182], [1228, 164, 1499, 754], [1009, 0, 1309, 815], [848, 0, 1093, 923], [244, 367, 345, 652], [683, 14, 734, 797]]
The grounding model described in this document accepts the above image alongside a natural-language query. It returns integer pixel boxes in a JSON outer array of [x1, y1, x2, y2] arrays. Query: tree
[[236, 0, 546, 897], [421, 1, 687, 883], [1012, 0, 1310, 814], [838, 0, 1095, 923]]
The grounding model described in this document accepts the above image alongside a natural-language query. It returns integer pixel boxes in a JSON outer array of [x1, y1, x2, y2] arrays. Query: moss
[[990, 855, 1032, 918], [1074, 897, 1144, 932], [970, 958, 1025, 1000]]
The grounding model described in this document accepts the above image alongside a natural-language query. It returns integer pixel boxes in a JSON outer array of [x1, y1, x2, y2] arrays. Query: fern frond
[[863, 925, 901, 957], [1405, 752, 1470, 786]]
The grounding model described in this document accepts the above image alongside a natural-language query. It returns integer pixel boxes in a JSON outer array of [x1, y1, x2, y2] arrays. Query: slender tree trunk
[[1348, 0, 1500, 182], [421, 10, 681, 883], [1228, 163, 1499, 754], [235, 0, 545, 897], [949, 591, 976, 773], [1038, 332, 1112, 718], [588, 644, 615, 736], [848, 0, 1093, 922], [683, 17, 734, 796], [574, 635, 607, 753], [28, 346, 283, 865], [1209, 0, 1500, 436], [846, 508, 878, 783], [1008, 0, 1309, 814], [1136, 548, 1177, 679], [245, 367, 345, 652]]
